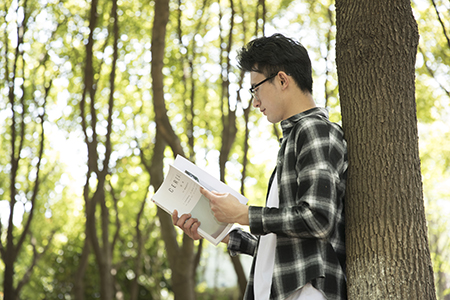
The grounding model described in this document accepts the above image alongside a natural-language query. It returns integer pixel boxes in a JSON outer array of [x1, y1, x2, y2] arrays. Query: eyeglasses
[[249, 72, 278, 99]]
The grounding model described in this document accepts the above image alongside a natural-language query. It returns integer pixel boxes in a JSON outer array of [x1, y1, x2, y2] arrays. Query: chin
[[267, 116, 281, 124]]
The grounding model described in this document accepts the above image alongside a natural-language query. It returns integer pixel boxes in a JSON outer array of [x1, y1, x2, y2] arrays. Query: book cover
[[152, 155, 248, 246]]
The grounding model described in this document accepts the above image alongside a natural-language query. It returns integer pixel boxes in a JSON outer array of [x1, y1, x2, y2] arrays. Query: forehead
[[250, 71, 264, 84]]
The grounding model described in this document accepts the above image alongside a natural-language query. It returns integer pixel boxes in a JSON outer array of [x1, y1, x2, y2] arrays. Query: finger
[[175, 213, 191, 228], [200, 187, 212, 199], [210, 190, 226, 196], [183, 217, 198, 231], [182, 217, 202, 240], [191, 221, 202, 240], [172, 210, 179, 225], [201, 187, 225, 196]]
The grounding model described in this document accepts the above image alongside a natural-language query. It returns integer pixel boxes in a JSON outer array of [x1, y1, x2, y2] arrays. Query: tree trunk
[[74, 238, 90, 300], [150, 0, 198, 299], [76, 0, 117, 298], [152, 0, 184, 157], [129, 186, 150, 300], [218, 0, 237, 183], [75, 0, 99, 293], [336, 0, 437, 299], [2, 2, 50, 297]]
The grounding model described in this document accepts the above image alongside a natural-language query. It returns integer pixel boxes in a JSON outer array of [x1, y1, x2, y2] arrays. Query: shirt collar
[[280, 107, 329, 139]]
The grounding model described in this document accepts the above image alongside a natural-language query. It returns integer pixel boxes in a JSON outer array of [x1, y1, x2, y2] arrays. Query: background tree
[[1, 0, 449, 299], [74, 0, 121, 298], [336, 0, 436, 299], [0, 0, 64, 298], [148, 0, 200, 298]]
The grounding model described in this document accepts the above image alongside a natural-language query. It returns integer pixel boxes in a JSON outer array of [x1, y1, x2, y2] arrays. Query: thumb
[[200, 187, 224, 199], [200, 187, 211, 199]]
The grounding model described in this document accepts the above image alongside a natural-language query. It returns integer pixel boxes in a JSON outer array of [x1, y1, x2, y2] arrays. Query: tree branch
[[15, 231, 56, 295], [430, 0, 450, 49], [15, 80, 51, 257], [419, 46, 450, 98]]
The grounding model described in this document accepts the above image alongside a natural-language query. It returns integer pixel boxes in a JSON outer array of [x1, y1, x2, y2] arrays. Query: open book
[[151, 155, 248, 246]]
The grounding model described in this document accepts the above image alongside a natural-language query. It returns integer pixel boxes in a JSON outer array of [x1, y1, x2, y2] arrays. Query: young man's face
[[250, 71, 286, 124]]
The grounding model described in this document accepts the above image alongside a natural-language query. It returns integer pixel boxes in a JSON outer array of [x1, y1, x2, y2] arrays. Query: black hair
[[237, 33, 313, 94]]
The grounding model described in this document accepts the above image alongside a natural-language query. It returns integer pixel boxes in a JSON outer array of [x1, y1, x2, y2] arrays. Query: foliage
[[0, 0, 449, 299]]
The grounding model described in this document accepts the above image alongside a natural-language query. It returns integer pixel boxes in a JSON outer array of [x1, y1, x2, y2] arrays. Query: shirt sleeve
[[249, 119, 342, 240], [227, 228, 258, 257]]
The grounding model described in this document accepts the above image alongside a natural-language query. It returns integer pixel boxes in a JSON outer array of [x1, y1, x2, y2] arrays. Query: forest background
[[0, 0, 449, 299]]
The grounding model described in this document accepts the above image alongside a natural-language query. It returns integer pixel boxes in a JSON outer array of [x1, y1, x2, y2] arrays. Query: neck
[[283, 91, 316, 120], [298, 92, 316, 112]]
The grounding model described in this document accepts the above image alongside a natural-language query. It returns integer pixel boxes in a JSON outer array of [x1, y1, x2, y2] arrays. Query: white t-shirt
[[254, 174, 279, 300], [253, 174, 326, 300]]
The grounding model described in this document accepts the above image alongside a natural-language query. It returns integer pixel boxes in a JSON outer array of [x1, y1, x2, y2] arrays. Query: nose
[[252, 98, 260, 108]]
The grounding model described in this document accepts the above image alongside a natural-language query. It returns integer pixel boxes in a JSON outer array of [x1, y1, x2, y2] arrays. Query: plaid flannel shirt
[[228, 108, 348, 300]]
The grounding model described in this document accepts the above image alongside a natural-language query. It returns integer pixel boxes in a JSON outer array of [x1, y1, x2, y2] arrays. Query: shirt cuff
[[227, 228, 258, 256], [248, 206, 265, 235], [227, 229, 242, 256]]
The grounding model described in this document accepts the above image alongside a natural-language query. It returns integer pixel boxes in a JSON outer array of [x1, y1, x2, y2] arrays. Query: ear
[[278, 72, 290, 90]]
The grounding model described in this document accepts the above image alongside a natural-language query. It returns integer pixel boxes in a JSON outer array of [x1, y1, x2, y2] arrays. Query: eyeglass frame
[[249, 72, 279, 99]]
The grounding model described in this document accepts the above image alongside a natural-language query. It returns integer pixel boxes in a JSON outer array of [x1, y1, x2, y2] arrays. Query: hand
[[172, 209, 230, 245], [200, 187, 249, 225], [172, 210, 203, 241]]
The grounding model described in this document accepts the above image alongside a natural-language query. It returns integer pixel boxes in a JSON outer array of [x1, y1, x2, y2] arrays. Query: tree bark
[[76, 0, 118, 298], [218, 0, 238, 183], [217, 2, 248, 296], [152, 0, 184, 158], [150, 0, 199, 299], [1, 2, 52, 297], [128, 182, 150, 300], [336, 0, 437, 299]]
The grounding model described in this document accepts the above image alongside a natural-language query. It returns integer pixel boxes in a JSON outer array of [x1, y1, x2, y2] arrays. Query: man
[[173, 33, 347, 300]]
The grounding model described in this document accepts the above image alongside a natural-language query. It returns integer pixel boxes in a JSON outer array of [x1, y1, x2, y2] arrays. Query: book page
[[173, 155, 248, 205], [152, 163, 235, 245], [151, 165, 201, 215]]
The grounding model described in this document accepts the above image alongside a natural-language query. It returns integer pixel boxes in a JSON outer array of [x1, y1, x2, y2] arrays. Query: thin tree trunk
[[150, 0, 199, 299], [219, 0, 237, 183], [76, 0, 98, 292], [152, 0, 184, 157], [336, 0, 437, 299], [2, 2, 51, 297], [77, 0, 118, 298], [90, 0, 119, 294], [74, 237, 90, 300], [3, 0, 26, 296]]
